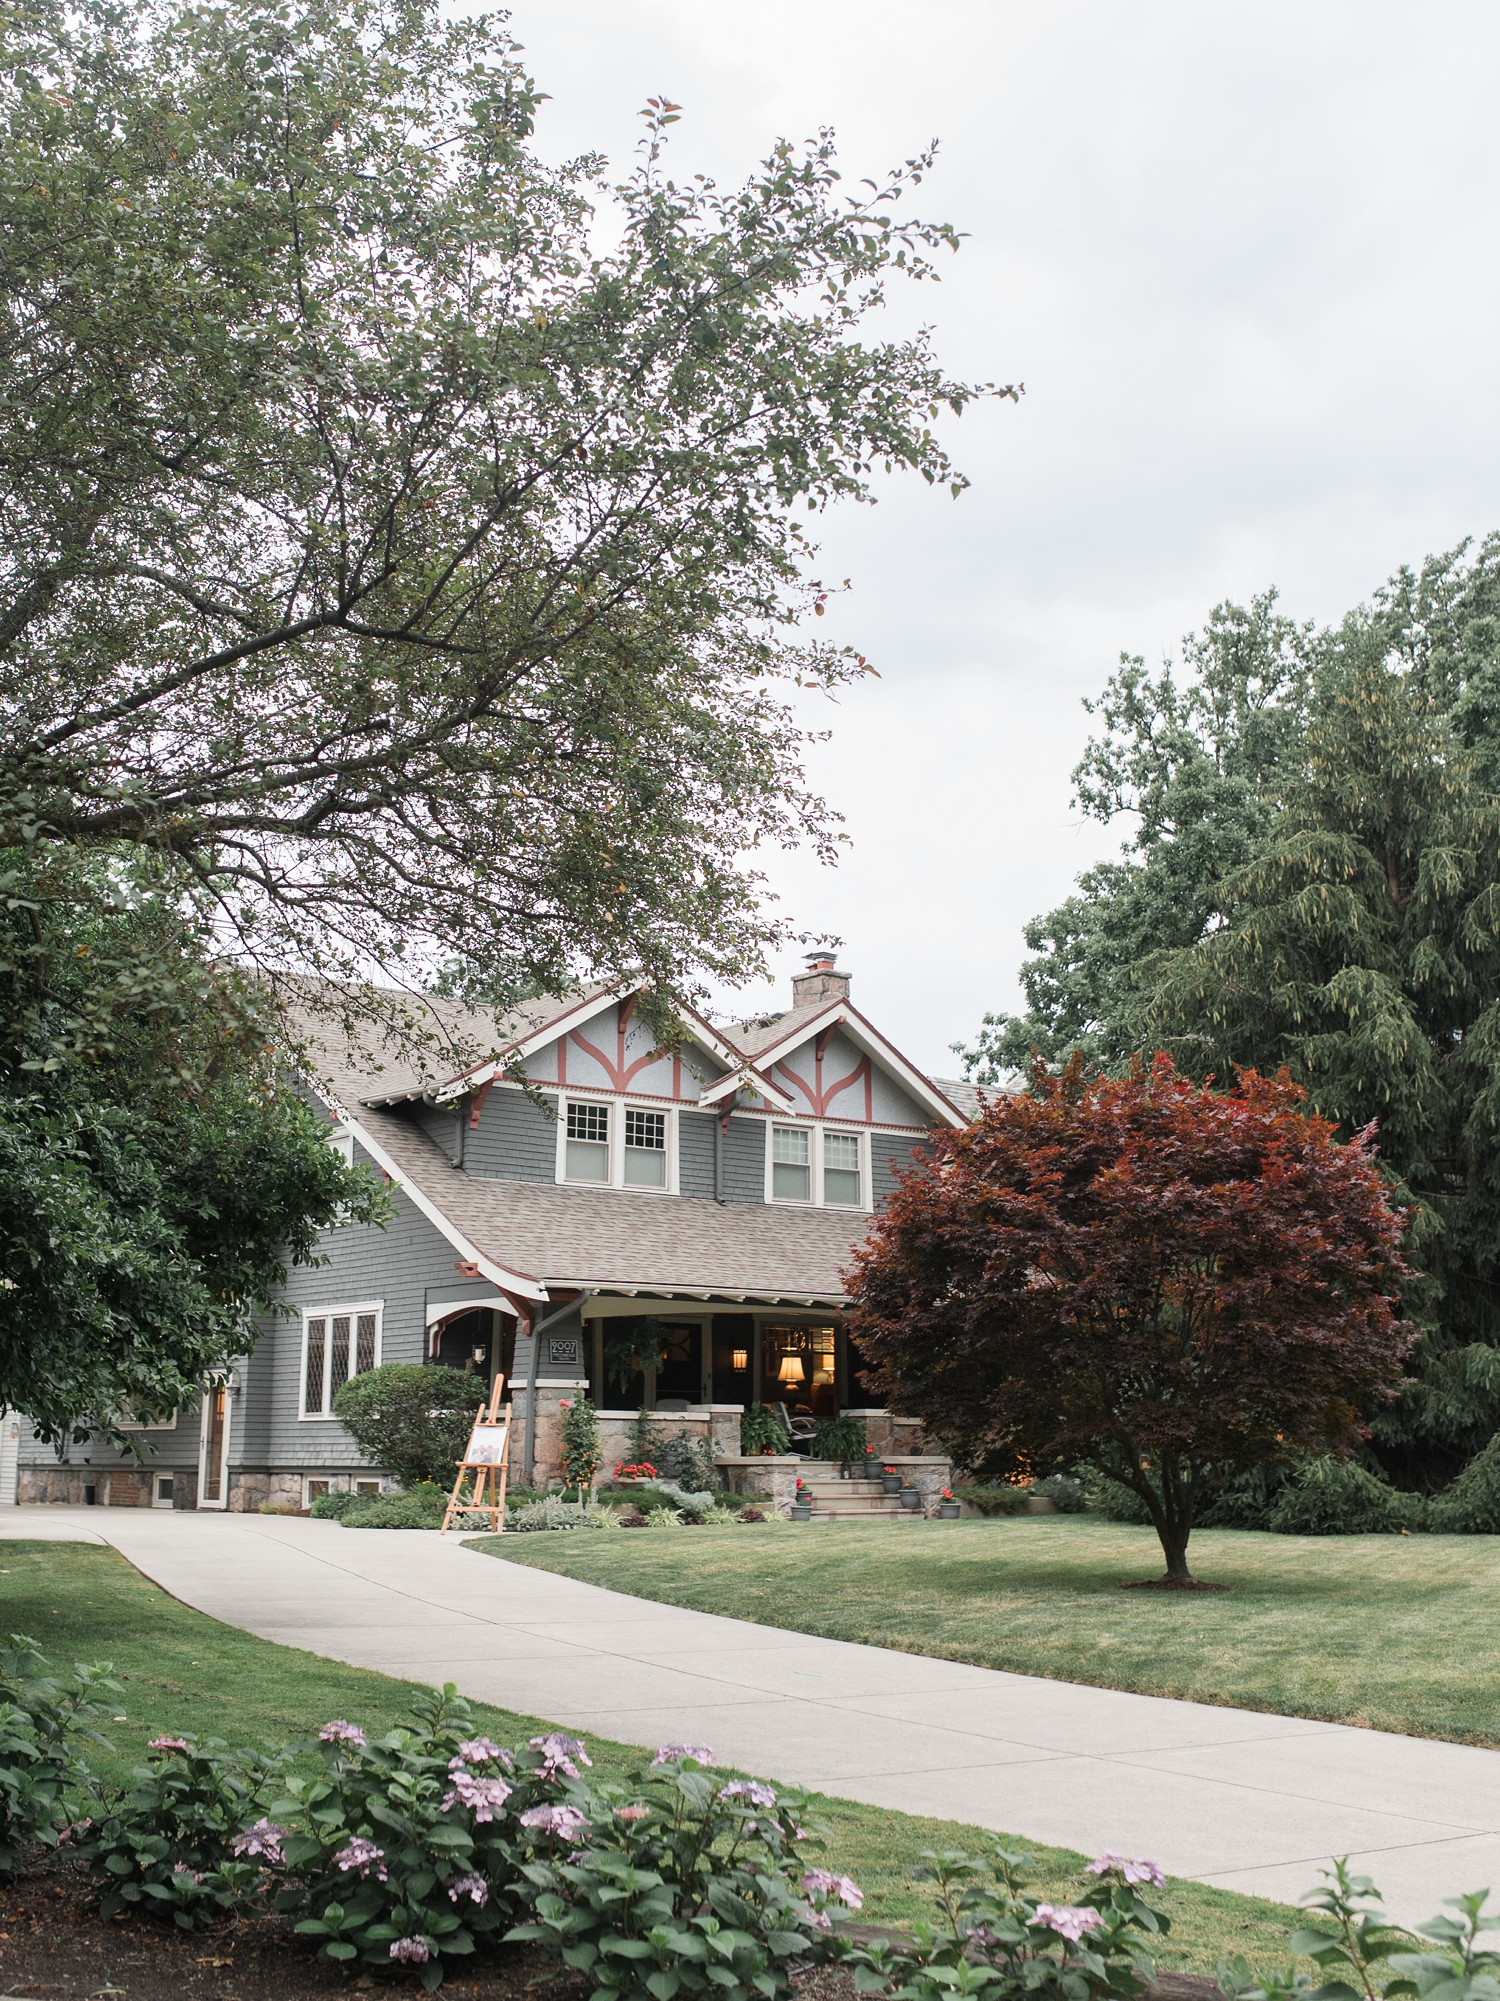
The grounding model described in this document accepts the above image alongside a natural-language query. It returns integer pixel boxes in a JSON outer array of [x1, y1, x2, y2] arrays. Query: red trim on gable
[[468, 1078, 496, 1130], [773, 1048, 873, 1120]]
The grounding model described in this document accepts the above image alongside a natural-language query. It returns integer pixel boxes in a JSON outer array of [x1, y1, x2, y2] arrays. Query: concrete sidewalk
[[5, 1507, 1497, 1928]]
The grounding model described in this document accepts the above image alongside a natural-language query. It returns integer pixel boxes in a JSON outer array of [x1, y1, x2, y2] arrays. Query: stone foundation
[[19, 1468, 155, 1507]]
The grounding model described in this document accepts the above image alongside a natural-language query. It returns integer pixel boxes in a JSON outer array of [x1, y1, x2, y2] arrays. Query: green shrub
[[1085, 1474, 1154, 1523], [1196, 1468, 1285, 1531], [595, 1484, 679, 1514], [740, 1403, 790, 1455], [340, 1493, 448, 1531], [505, 1497, 609, 1533], [1267, 1456, 1429, 1536], [0, 1635, 120, 1875], [813, 1412, 867, 1461], [332, 1364, 489, 1490], [1028, 1473, 1088, 1513], [309, 1490, 362, 1520], [79, 1733, 284, 1929], [952, 1484, 1027, 1517], [1428, 1434, 1500, 1533], [655, 1429, 720, 1491], [557, 1396, 602, 1493]]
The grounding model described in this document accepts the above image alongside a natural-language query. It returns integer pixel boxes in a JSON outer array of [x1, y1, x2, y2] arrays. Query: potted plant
[[938, 1486, 961, 1520], [879, 1463, 902, 1495], [612, 1460, 658, 1484], [790, 1478, 812, 1522], [899, 1480, 921, 1511]]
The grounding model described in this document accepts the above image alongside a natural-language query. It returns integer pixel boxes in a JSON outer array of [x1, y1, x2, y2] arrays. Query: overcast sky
[[508, 1, 1500, 1077]]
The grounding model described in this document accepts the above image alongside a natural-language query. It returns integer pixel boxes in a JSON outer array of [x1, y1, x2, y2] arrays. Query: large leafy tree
[[962, 595, 1311, 1076], [0, 0, 999, 1035], [0, 852, 386, 1442], [847, 1057, 1414, 1581]]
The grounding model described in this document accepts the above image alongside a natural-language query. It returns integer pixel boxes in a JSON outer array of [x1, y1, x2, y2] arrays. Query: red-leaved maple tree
[[846, 1055, 1416, 1581]]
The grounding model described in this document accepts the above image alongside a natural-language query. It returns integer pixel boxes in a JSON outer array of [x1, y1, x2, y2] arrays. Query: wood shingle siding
[[466, 1086, 559, 1181]]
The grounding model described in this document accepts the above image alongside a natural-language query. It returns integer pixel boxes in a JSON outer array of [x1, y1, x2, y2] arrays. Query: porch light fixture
[[777, 1355, 805, 1385], [731, 1348, 749, 1371]]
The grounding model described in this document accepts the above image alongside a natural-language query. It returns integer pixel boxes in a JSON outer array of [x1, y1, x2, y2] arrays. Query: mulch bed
[[0, 1855, 1225, 2001], [0, 1851, 588, 2000]]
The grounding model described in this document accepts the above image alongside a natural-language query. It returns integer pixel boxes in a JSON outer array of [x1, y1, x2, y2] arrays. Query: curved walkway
[[6, 1508, 1498, 1928]]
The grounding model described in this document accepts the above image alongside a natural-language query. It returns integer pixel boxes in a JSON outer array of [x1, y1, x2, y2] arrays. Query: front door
[[653, 1324, 704, 1405], [197, 1380, 231, 1508]]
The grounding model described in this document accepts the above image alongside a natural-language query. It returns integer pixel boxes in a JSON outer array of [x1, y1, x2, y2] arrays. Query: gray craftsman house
[[12, 954, 981, 1510]]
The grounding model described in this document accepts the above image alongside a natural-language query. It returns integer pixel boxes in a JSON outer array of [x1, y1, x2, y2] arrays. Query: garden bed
[[0, 1849, 584, 1999]]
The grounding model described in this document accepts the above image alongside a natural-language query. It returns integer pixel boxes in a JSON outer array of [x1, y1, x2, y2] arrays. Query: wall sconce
[[777, 1354, 806, 1385], [471, 1345, 489, 1364], [731, 1348, 749, 1371]]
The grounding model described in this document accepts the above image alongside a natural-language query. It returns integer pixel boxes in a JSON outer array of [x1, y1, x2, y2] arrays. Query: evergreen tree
[[1148, 620, 1500, 1487]]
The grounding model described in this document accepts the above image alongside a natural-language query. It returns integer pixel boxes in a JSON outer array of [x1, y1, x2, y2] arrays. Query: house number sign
[[547, 1337, 583, 1370]]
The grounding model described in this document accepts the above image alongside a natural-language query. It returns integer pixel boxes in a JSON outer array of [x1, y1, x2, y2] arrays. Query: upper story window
[[558, 1095, 675, 1193], [772, 1125, 811, 1201], [769, 1124, 866, 1209], [566, 1101, 610, 1181], [302, 1304, 382, 1419], [823, 1130, 862, 1207], [625, 1108, 667, 1187]]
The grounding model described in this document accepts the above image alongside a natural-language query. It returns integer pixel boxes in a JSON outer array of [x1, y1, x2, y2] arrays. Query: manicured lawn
[[0, 1538, 1305, 1974], [473, 1514, 1500, 1746]]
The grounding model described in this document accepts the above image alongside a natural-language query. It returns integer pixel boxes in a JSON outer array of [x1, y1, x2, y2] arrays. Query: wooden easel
[[440, 1375, 511, 1534]]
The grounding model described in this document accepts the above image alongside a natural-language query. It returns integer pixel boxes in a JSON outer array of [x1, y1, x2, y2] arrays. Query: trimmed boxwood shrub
[[952, 1484, 1027, 1517]]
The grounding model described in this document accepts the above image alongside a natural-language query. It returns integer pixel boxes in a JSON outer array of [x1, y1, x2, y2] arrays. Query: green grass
[[0, 1538, 1307, 1974], [472, 1514, 1500, 1747]]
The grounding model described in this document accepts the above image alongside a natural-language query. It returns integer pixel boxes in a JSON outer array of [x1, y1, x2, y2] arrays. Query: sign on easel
[[440, 1375, 511, 1534]]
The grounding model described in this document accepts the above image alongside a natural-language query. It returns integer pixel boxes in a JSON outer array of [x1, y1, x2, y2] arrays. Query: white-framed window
[[300, 1303, 382, 1420], [556, 1095, 676, 1193], [153, 1474, 175, 1509], [771, 1124, 811, 1201], [327, 1127, 354, 1165], [624, 1107, 667, 1187], [565, 1100, 610, 1181], [767, 1124, 868, 1210]]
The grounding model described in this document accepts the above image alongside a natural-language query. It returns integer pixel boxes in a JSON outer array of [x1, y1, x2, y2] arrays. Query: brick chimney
[[791, 949, 851, 1009]]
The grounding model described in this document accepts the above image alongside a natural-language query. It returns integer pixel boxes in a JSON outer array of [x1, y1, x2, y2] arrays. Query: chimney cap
[[803, 948, 837, 969]]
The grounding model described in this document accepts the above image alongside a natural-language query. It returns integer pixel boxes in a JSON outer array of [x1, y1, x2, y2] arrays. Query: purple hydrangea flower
[[1084, 1851, 1166, 1889], [334, 1837, 388, 1882], [1034, 1904, 1105, 1944], [441, 1770, 513, 1822], [319, 1719, 367, 1747], [520, 1803, 590, 1838], [456, 1737, 513, 1769], [389, 1937, 430, 1963], [801, 1869, 864, 1911], [530, 1732, 592, 1779], [149, 1737, 190, 1753], [231, 1819, 289, 1865], [652, 1742, 714, 1766], [446, 1871, 488, 1906], [171, 1865, 205, 1884], [719, 1781, 777, 1808]]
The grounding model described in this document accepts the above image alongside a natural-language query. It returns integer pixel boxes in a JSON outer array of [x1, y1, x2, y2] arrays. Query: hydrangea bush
[[77, 1734, 286, 1928], [508, 1743, 840, 2001], [0, 1634, 120, 1876], [837, 1844, 1168, 2001], [267, 1689, 601, 1990]]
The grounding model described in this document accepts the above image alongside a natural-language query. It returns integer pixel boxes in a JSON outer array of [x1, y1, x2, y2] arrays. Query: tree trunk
[[1156, 1526, 1193, 1580]]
